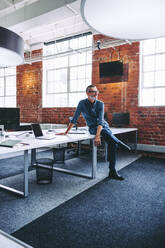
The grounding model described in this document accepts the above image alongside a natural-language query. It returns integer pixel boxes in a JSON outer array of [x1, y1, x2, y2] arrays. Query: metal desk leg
[[24, 150, 29, 197], [52, 138, 97, 179], [92, 140, 97, 179], [0, 150, 29, 197]]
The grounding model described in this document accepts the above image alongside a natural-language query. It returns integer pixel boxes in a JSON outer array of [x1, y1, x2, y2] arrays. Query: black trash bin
[[36, 158, 54, 184], [53, 147, 65, 163]]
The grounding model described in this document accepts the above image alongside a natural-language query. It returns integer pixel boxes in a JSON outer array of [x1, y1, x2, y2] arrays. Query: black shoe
[[118, 141, 131, 151], [109, 170, 124, 180]]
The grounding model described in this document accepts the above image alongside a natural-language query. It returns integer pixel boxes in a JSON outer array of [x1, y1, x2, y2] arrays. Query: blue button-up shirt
[[71, 99, 109, 134]]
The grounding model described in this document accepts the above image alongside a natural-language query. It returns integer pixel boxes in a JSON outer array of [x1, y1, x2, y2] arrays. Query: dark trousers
[[101, 128, 121, 171]]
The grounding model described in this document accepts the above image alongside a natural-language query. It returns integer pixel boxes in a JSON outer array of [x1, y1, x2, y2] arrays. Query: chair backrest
[[112, 112, 130, 127], [16, 125, 32, 131], [104, 112, 108, 123]]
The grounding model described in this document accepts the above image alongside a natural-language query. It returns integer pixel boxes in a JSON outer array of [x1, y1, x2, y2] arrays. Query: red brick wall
[[93, 34, 165, 146], [16, 37, 165, 147], [42, 107, 86, 125], [17, 50, 42, 123], [17, 50, 85, 125], [42, 107, 85, 125]]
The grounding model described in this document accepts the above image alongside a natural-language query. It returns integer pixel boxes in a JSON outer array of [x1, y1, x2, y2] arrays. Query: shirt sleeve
[[70, 101, 82, 124], [97, 102, 104, 126]]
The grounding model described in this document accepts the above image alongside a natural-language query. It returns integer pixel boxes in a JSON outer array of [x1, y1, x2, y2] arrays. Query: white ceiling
[[0, 0, 91, 51]]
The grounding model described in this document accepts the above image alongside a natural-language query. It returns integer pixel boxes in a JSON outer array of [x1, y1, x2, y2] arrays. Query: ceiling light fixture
[[0, 26, 24, 67], [81, 0, 164, 40]]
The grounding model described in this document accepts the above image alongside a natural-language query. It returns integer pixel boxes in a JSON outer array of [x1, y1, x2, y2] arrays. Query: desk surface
[[0, 127, 137, 197], [0, 130, 94, 155], [110, 127, 137, 134], [0, 127, 137, 156]]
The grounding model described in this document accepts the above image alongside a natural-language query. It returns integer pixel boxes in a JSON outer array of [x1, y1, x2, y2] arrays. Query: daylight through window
[[139, 37, 165, 106], [0, 67, 16, 107], [42, 33, 92, 107]]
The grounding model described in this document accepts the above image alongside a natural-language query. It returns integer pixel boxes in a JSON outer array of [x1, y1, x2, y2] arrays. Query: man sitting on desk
[[57, 85, 131, 180]]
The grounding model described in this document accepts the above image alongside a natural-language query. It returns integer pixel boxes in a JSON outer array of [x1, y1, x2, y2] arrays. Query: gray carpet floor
[[12, 157, 165, 248], [0, 150, 141, 234]]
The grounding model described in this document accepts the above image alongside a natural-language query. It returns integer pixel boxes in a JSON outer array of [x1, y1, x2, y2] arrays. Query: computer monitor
[[0, 108, 20, 130], [112, 112, 130, 127]]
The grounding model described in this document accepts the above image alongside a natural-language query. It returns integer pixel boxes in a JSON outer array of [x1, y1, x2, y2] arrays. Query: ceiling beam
[[0, 0, 77, 28]]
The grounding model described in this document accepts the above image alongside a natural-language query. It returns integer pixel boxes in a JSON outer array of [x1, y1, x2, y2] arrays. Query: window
[[43, 33, 92, 107], [139, 37, 165, 106], [0, 67, 16, 107]]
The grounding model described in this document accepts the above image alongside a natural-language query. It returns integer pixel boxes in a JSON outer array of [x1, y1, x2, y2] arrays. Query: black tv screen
[[0, 107, 20, 130], [99, 61, 123, 77]]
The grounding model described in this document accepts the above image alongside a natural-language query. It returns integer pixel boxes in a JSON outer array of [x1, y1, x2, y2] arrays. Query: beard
[[89, 96, 97, 101]]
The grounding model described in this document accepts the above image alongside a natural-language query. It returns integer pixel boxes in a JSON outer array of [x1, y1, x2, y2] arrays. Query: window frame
[[0, 68, 16, 107], [139, 38, 165, 107], [42, 32, 92, 108]]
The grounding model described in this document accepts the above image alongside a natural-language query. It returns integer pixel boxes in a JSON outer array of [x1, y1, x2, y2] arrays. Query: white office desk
[[0, 130, 96, 197], [0, 127, 137, 198]]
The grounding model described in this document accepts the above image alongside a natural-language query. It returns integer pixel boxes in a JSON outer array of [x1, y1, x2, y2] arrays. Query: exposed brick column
[[17, 50, 42, 123]]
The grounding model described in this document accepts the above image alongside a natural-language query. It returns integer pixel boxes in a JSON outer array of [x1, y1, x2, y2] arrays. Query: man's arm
[[65, 123, 74, 134], [56, 122, 75, 135], [56, 123, 75, 135], [56, 101, 82, 135], [94, 125, 102, 146]]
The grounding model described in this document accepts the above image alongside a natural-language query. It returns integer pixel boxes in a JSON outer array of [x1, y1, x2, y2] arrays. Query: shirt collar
[[86, 98, 97, 107]]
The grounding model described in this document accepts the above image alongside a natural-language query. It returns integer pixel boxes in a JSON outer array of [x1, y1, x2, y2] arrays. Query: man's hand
[[94, 135, 101, 146], [56, 123, 74, 136], [56, 132, 67, 135]]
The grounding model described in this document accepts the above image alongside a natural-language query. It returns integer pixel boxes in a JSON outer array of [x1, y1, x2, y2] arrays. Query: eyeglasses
[[88, 90, 99, 94]]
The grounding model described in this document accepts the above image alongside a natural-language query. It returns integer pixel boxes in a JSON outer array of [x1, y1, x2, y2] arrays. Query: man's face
[[87, 87, 99, 101]]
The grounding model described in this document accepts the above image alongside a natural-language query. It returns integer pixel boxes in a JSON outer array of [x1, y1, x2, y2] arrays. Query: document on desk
[[0, 139, 21, 148]]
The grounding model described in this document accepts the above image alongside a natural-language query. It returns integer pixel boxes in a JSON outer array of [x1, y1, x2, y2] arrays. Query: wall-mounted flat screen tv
[[99, 61, 123, 77]]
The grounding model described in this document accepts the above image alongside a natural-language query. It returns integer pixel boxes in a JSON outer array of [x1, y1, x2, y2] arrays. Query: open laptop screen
[[31, 123, 43, 137]]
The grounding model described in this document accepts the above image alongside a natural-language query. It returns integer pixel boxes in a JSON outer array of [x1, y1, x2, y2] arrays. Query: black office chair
[[16, 125, 32, 131]]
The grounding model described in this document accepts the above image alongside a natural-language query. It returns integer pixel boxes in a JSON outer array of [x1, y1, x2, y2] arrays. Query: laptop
[[31, 123, 56, 140]]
